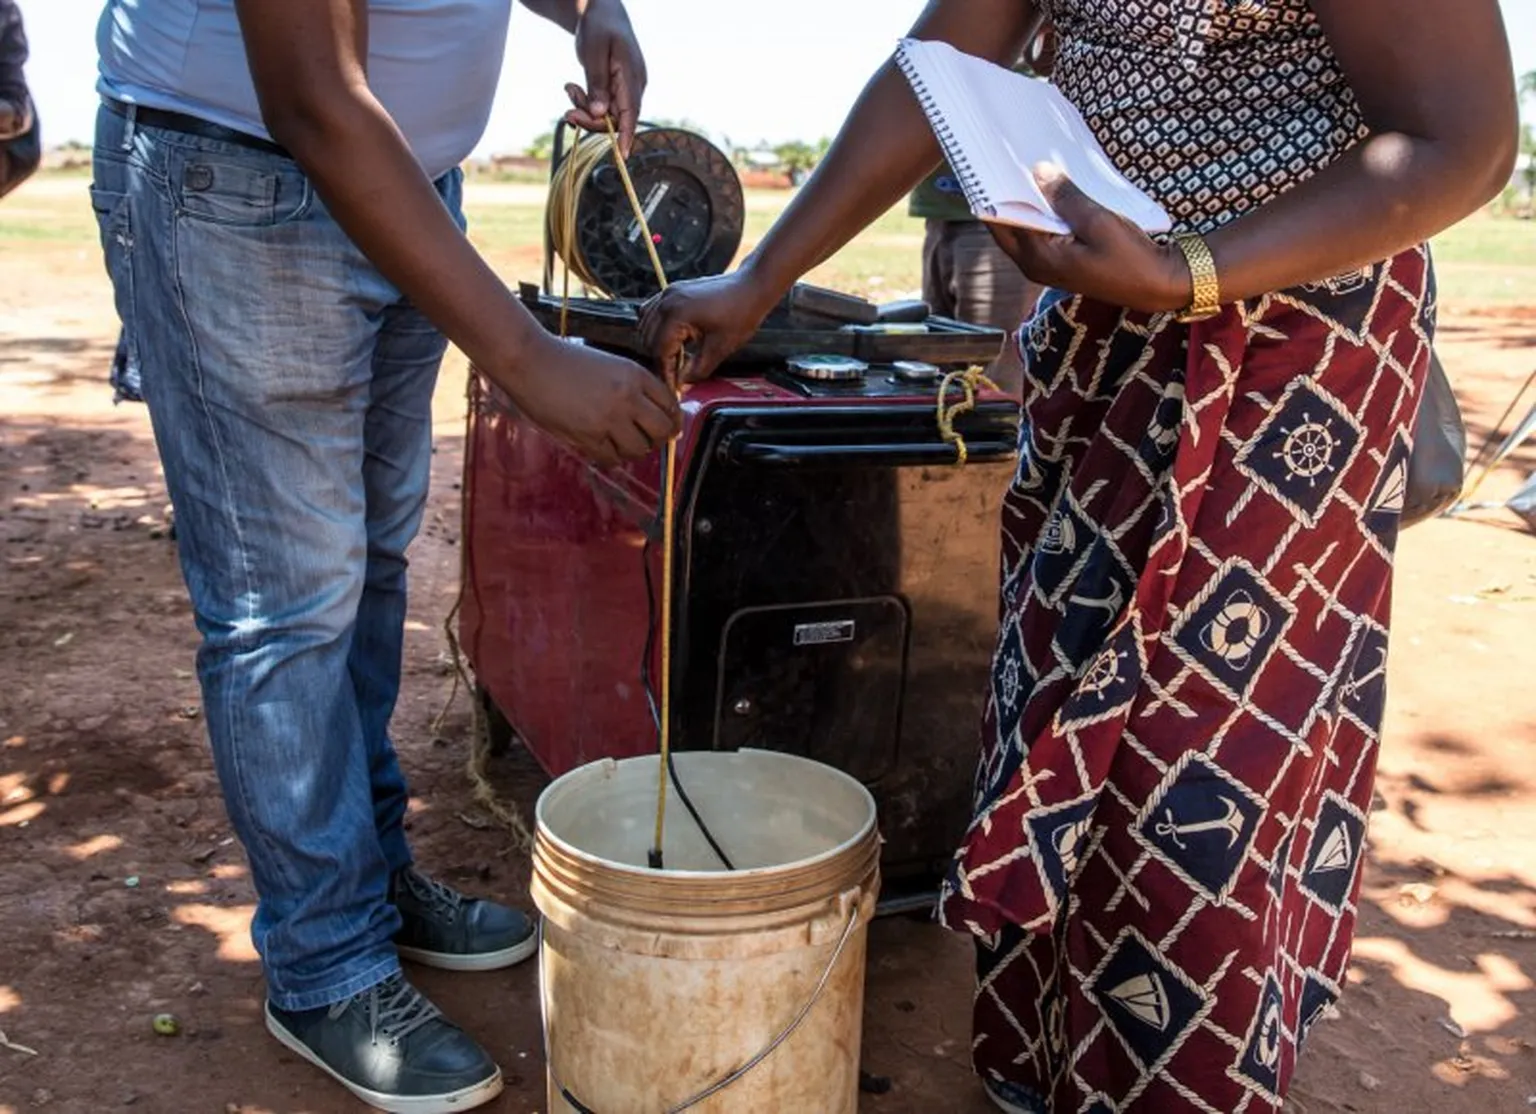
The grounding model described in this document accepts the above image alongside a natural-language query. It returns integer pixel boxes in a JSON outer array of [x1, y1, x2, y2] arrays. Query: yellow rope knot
[[937, 365, 1000, 466]]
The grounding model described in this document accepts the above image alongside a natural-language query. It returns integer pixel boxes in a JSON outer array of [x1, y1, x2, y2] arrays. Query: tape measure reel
[[547, 124, 745, 300]]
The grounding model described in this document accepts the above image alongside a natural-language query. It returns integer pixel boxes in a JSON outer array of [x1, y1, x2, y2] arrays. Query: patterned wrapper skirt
[[937, 248, 1435, 1112]]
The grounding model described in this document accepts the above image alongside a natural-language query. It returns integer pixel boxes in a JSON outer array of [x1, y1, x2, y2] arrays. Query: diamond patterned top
[[1041, 0, 1367, 234]]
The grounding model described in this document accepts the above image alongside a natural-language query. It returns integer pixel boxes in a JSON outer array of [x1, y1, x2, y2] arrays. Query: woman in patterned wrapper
[[641, 1, 1517, 1111]]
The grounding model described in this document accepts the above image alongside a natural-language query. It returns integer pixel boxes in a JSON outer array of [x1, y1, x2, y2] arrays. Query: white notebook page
[[896, 38, 1172, 236]]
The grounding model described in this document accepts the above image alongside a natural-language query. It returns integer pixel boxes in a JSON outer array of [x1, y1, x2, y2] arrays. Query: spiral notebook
[[895, 38, 1172, 237]]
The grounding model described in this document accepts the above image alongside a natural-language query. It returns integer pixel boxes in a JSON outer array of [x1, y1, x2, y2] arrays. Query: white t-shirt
[[97, 0, 514, 179]]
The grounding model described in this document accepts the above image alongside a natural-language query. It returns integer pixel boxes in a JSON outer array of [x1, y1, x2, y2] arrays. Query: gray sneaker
[[390, 867, 537, 972], [266, 974, 502, 1114]]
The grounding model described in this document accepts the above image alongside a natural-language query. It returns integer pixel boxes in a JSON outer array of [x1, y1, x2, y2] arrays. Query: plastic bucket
[[532, 749, 881, 1113]]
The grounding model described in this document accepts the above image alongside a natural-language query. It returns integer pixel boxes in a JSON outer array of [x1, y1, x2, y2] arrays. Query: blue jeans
[[91, 104, 462, 1011]]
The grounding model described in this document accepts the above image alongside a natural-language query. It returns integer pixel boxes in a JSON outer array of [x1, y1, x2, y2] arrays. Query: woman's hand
[[986, 165, 1192, 314], [564, 0, 647, 156], [639, 268, 780, 384]]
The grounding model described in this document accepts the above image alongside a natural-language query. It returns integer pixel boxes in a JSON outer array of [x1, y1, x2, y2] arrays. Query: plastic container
[[531, 749, 881, 1113]]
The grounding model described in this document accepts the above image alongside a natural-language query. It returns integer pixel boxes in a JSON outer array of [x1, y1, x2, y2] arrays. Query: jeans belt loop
[[120, 102, 137, 152]]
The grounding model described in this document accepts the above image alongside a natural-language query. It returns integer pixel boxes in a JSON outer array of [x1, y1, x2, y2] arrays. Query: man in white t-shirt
[[93, 2, 678, 1109]]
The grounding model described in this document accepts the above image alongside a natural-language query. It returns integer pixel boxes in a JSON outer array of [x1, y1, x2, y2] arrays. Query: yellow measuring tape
[[551, 120, 678, 865]]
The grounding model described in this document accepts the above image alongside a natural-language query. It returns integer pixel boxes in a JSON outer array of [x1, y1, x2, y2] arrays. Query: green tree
[[1521, 73, 1536, 204], [1520, 122, 1536, 199], [526, 129, 556, 161], [773, 140, 820, 177]]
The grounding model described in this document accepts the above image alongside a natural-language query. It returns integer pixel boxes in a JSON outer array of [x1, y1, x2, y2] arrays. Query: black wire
[[641, 520, 736, 872]]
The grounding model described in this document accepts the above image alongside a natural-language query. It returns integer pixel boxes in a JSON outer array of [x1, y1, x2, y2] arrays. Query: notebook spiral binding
[[896, 42, 993, 218]]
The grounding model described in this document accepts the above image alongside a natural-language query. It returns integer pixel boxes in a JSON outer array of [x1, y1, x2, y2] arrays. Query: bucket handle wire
[[538, 888, 867, 1113]]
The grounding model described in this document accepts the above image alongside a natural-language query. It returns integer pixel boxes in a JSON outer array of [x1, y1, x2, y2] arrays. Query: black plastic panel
[[672, 402, 1019, 881], [713, 598, 908, 784]]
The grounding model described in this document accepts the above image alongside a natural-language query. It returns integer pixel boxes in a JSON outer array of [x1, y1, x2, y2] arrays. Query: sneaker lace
[[400, 869, 467, 923], [361, 975, 442, 1046]]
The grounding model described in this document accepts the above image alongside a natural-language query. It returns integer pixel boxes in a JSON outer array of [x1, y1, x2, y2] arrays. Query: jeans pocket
[[89, 183, 127, 225], [89, 180, 141, 392], [173, 151, 312, 227]]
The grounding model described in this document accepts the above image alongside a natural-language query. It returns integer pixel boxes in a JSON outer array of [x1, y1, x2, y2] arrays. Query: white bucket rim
[[534, 748, 879, 882]]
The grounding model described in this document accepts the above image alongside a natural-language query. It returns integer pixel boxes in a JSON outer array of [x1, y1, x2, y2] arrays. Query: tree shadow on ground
[[0, 417, 537, 1114], [1437, 320, 1536, 351], [0, 335, 122, 400]]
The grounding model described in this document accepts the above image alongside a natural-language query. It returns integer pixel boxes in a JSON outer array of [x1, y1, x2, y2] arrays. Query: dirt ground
[[3, 179, 1535, 1113]]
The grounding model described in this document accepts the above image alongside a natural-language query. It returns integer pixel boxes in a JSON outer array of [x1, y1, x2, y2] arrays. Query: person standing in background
[[0, 0, 38, 200], [907, 19, 1056, 395]]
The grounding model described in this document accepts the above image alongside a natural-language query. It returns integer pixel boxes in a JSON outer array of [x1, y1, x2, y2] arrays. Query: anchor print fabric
[[937, 247, 1434, 1111]]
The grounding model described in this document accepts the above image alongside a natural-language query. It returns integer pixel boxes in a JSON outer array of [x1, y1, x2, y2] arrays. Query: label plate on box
[[793, 620, 857, 647]]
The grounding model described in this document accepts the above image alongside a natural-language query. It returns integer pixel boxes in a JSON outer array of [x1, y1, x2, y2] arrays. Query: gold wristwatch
[[1172, 233, 1221, 323]]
